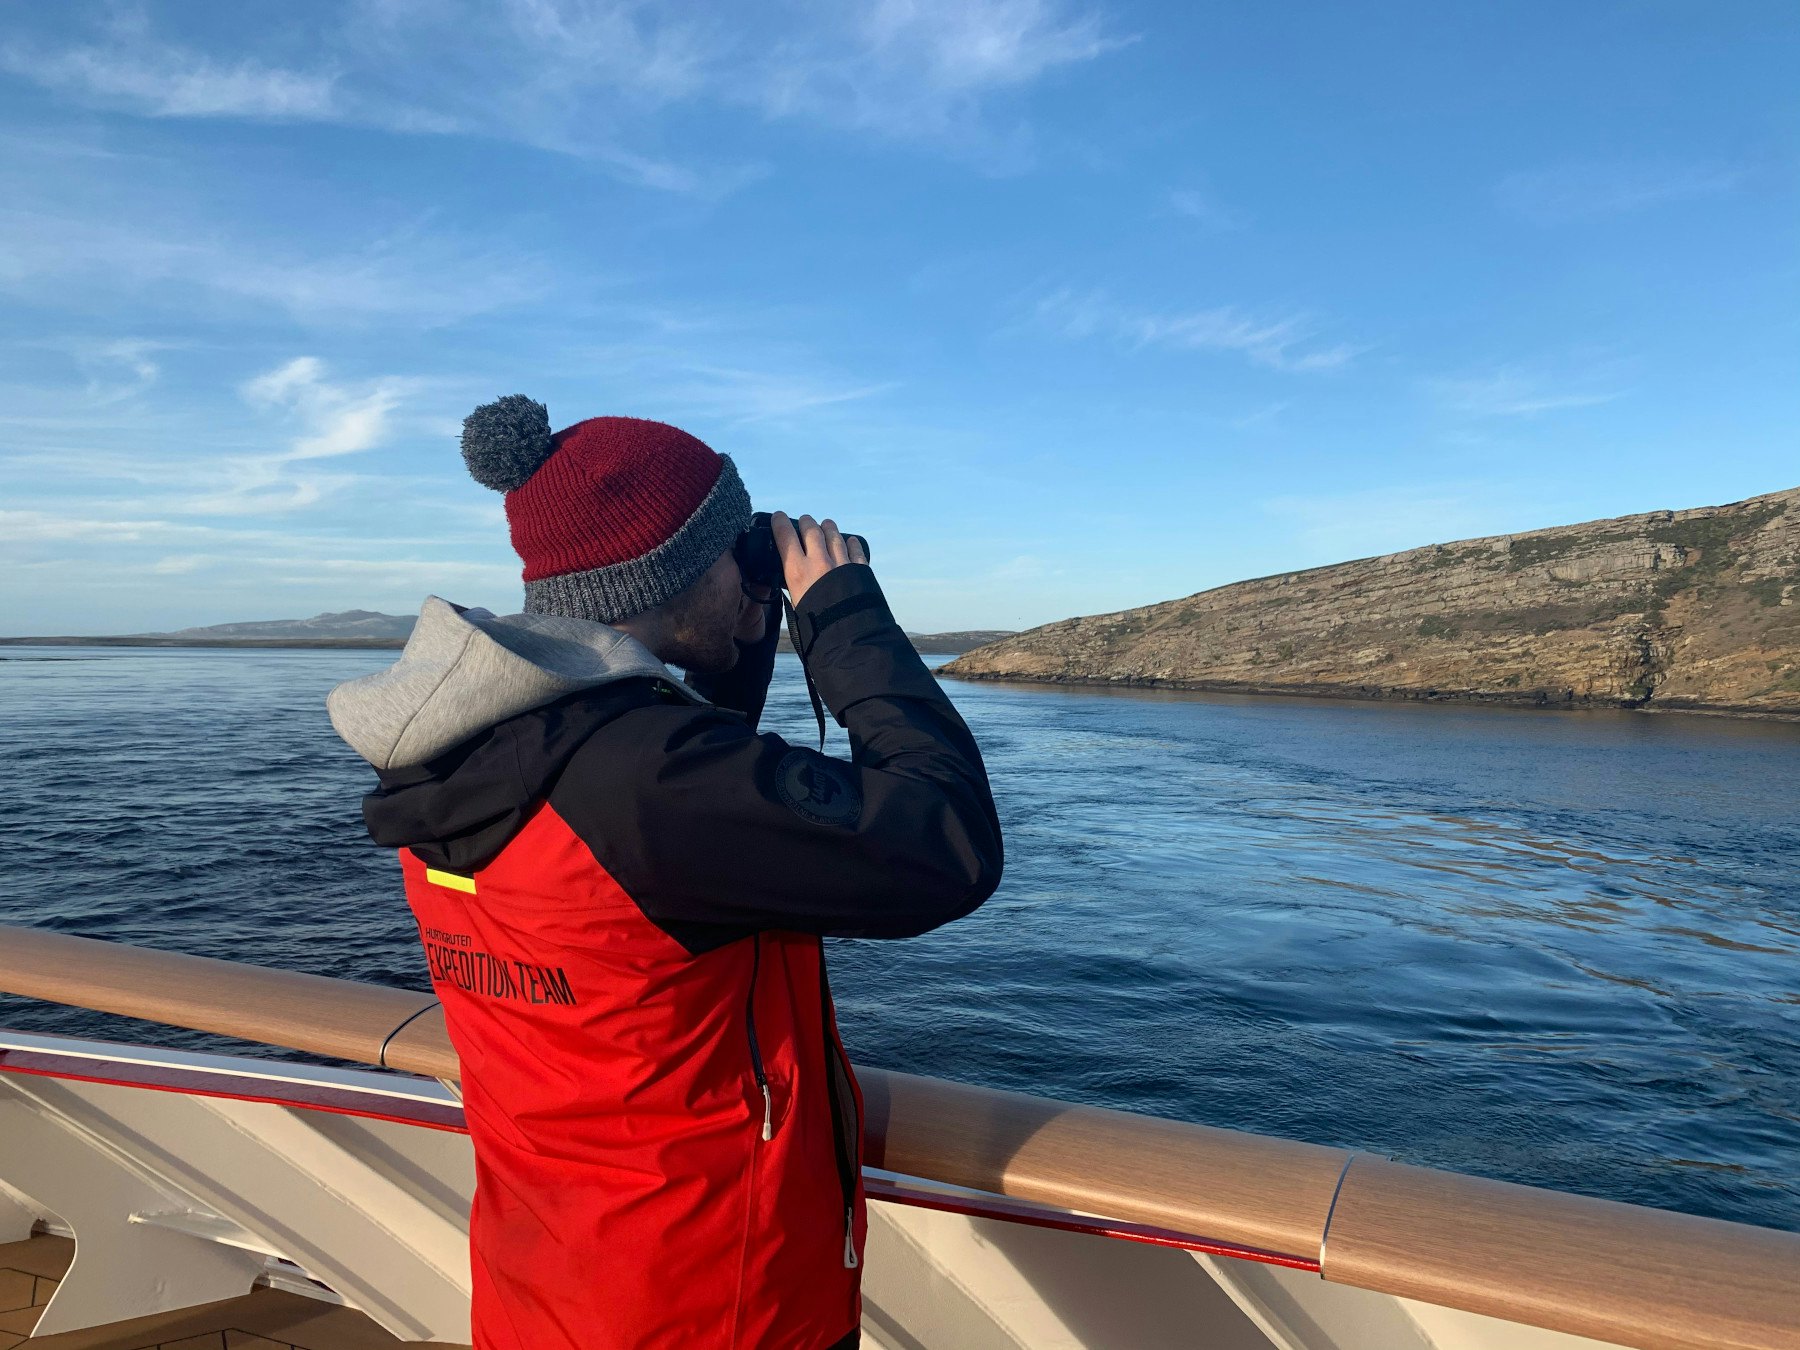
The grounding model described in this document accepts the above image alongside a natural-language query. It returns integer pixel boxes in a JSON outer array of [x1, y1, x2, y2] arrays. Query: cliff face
[[941, 487, 1800, 716]]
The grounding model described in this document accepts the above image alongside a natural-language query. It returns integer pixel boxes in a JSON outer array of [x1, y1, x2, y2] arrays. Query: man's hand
[[772, 512, 868, 607]]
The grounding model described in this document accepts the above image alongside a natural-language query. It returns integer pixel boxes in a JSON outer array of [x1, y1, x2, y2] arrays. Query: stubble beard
[[662, 588, 744, 675]]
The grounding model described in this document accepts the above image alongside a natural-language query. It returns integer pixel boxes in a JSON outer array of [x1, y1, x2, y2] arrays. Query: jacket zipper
[[746, 934, 773, 1141], [819, 956, 861, 1268]]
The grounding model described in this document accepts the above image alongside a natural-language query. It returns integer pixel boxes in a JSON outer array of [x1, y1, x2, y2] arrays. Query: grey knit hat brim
[[523, 454, 751, 624]]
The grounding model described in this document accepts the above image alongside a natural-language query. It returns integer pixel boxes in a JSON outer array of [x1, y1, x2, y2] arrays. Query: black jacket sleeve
[[549, 565, 1003, 951]]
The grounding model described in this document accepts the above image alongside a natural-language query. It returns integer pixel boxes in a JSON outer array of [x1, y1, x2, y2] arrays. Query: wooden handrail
[[1326, 1157, 1800, 1350], [0, 925, 440, 1068], [0, 924, 1795, 1350], [857, 1067, 1347, 1258]]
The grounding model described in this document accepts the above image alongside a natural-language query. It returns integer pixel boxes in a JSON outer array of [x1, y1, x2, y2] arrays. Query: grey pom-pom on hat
[[462, 395, 555, 493]]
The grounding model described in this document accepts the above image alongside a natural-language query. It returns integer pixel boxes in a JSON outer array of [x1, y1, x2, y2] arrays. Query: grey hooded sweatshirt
[[330, 563, 1003, 948]]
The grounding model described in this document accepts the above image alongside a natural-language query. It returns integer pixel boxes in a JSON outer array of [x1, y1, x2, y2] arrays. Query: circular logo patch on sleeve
[[773, 749, 863, 828]]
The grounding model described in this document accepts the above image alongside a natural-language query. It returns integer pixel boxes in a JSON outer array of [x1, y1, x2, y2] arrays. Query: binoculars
[[734, 512, 870, 594]]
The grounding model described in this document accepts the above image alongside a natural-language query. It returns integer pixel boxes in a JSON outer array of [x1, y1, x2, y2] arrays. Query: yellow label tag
[[424, 868, 476, 894]]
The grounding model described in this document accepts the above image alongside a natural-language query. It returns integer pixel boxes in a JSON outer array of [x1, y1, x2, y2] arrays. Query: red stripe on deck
[[863, 1176, 1321, 1271], [0, 1047, 467, 1133]]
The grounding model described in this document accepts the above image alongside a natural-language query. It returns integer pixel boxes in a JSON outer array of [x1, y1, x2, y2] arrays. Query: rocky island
[[941, 487, 1800, 717]]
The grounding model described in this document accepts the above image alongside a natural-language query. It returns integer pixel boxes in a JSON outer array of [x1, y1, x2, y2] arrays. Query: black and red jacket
[[330, 564, 1003, 1349]]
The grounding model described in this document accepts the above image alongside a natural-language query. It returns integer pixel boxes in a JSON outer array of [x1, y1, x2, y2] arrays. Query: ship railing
[[0, 923, 1794, 1350]]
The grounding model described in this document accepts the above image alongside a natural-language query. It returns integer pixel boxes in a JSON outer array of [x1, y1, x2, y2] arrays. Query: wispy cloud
[[5, 1, 1128, 187], [370, 0, 1132, 154], [1496, 160, 1745, 225], [0, 36, 337, 119], [552, 331, 900, 429], [652, 364, 897, 425], [2, 356, 426, 521], [0, 506, 488, 555], [342, 0, 754, 192], [66, 338, 176, 405], [150, 553, 211, 575], [242, 356, 411, 462], [455, 0, 720, 107], [863, 0, 1123, 91], [1430, 365, 1623, 418], [754, 0, 1132, 151], [0, 508, 199, 546], [0, 5, 739, 194], [183, 356, 419, 513], [0, 205, 548, 326], [1028, 287, 1361, 372]]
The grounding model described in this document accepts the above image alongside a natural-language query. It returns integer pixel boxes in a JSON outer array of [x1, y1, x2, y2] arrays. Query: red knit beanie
[[460, 396, 751, 623]]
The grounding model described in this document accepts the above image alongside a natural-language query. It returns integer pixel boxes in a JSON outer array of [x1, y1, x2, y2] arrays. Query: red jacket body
[[337, 566, 1002, 1349]]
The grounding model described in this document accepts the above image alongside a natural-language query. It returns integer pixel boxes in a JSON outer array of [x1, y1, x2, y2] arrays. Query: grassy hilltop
[[941, 487, 1800, 717]]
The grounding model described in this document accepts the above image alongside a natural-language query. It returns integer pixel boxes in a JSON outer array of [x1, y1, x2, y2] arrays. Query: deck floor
[[0, 1234, 67, 1349], [0, 1237, 466, 1350]]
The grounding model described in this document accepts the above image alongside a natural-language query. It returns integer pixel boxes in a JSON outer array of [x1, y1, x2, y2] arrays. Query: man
[[327, 399, 1003, 1350]]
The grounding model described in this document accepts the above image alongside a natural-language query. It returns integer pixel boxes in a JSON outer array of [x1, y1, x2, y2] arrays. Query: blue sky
[[2, 2, 1795, 635]]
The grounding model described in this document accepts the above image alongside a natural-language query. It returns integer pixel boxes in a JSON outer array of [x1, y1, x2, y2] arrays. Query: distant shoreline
[[0, 636, 405, 650], [0, 633, 1003, 656], [939, 667, 1800, 722]]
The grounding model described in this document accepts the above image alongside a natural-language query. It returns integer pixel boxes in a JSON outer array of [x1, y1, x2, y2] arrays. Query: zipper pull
[[760, 1083, 774, 1141], [843, 1207, 858, 1268]]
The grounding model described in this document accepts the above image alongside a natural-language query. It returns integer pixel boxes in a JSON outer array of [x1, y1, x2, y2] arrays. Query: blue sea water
[[1, 645, 1796, 1233]]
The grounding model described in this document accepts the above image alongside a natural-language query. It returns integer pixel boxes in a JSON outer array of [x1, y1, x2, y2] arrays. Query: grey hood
[[328, 595, 705, 770]]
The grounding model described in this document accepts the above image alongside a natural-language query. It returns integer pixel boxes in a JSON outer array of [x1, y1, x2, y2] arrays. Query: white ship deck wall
[[0, 925, 1794, 1350]]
